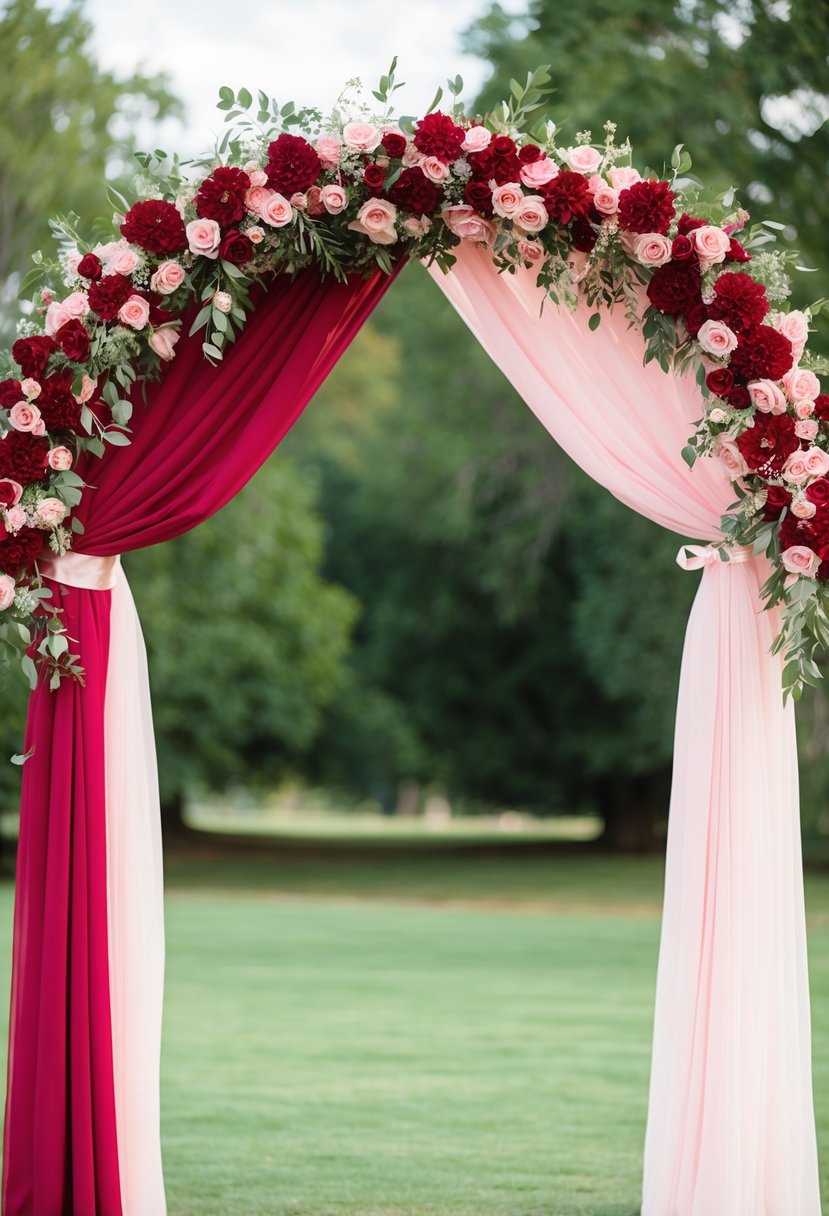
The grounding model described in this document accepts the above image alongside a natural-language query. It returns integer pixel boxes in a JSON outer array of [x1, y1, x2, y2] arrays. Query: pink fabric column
[[428, 242, 820, 1214], [3, 264, 400, 1215]]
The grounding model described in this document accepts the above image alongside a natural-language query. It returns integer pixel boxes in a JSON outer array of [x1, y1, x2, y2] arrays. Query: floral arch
[[1, 65, 826, 1216]]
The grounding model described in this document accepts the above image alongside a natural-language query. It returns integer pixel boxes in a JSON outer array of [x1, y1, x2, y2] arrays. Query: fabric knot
[[675, 543, 754, 572], [39, 552, 122, 591]]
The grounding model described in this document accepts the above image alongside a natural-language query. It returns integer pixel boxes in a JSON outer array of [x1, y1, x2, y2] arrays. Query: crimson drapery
[[2, 263, 400, 1215]]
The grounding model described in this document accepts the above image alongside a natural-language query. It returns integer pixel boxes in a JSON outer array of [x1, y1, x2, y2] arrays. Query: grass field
[[2, 846, 829, 1215]]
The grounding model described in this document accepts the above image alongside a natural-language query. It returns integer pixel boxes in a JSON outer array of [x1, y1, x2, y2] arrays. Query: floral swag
[[0, 63, 826, 699]]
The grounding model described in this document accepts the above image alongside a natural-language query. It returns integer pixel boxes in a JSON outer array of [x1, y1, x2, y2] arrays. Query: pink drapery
[[429, 242, 820, 1214], [2, 264, 399, 1216]]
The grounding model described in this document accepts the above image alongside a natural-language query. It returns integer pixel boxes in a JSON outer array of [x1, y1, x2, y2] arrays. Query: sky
[[68, 0, 527, 156]]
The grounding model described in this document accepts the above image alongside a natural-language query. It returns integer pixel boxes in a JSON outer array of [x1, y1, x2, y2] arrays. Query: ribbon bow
[[675, 544, 754, 571]]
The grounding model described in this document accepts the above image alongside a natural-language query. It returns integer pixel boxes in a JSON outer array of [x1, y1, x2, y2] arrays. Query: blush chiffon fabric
[[428, 242, 820, 1216], [2, 264, 400, 1216]]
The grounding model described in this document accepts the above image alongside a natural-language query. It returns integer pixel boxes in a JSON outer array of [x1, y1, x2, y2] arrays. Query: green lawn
[[2, 850, 829, 1215]]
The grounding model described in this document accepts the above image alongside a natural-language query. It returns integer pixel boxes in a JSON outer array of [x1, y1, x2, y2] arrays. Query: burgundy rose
[[491, 135, 517, 157], [730, 326, 794, 382], [413, 112, 466, 163], [0, 379, 22, 407], [463, 180, 494, 217], [518, 144, 542, 164], [806, 479, 829, 506], [571, 217, 597, 252], [677, 213, 706, 235], [121, 199, 187, 255], [12, 336, 56, 379], [541, 171, 592, 225], [646, 261, 703, 316], [0, 479, 20, 506], [387, 167, 442, 216], [55, 319, 90, 364], [381, 132, 407, 159], [363, 163, 387, 196], [684, 302, 708, 337], [706, 367, 734, 397], [0, 527, 44, 577], [725, 237, 751, 263], [670, 234, 694, 262], [195, 166, 251, 226], [763, 484, 792, 520], [617, 179, 675, 235], [726, 385, 752, 409], [736, 412, 798, 476], [707, 271, 768, 333], [77, 252, 103, 281], [0, 432, 50, 485], [812, 394, 829, 421], [218, 230, 254, 265], [37, 373, 81, 432], [467, 148, 495, 180], [87, 273, 133, 322], [466, 145, 521, 185], [266, 133, 322, 195]]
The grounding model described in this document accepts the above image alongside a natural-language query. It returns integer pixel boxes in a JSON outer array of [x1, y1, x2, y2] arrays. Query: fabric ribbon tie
[[39, 551, 122, 591], [675, 543, 754, 572]]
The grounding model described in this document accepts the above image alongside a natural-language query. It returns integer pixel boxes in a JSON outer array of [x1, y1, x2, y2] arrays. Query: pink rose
[[260, 193, 294, 228], [20, 378, 41, 400], [315, 136, 341, 168], [781, 545, 819, 577], [347, 198, 398, 245], [149, 327, 180, 362], [48, 446, 73, 471], [714, 433, 749, 479], [402, 145, 424, 167], [708, 407, 727, 424], [402, 216, 432, 237], [62, 291, 89, 319], [0, 479, 23, 506], [290, 192, 308, 210], [491, 183, 525, 219], [45, 301, 72, 336], [118, 295, 151, 330], [697, 319, 739, 357], [342, 121, 381, 154], [5, 505, 26, 533], [773, 310, 809, 362], [213, 291, 232, 314], [566, 145, 602, 174], [633, 233, 673, 268], [186, 218, 222, 258], [442, 205, 497, 244], [791, 498, 817, 519], [519, 158, 558, 188], [783, 447, 829, 485], [9, 402, 42, 432], [517, 238, 545, 266], [74, 374, 97, 404], [748, 379, 787, 414], [245, 185, 272, 215], [609, 166, 641, 190], [150, 260, 186, 295], [782, 367, 820, 403], [35, 497, 67, 528], [320, 184, 348, 215], [796, 419, 819, 442], [0, 574, 15, 610], [420, 156, 450, 184], [244, 166, 268, 188], [247, 225, 265, 245], [691, 225, 731, 265], [462, 126, 492, 153], [108, 247, 141, 276], [795, 400, 815, 419], [514, 195, 549, 234], [591, 182, 619, 215]]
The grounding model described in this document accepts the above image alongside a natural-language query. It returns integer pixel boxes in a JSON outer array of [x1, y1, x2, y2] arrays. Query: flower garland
[[0, 64, 825, 697]]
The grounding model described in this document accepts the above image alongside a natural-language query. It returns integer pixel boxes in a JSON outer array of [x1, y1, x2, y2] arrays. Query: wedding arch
[[1, 65, 826, 1215]]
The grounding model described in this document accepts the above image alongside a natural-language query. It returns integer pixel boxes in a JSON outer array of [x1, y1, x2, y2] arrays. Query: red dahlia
[[684, 302, 708, 336], [0, 379, 21, 406], [780, 503, 829, 556], [387, 167, 443, 216], [266, 133, 322, 195], [413, 112, 465, 163], [0, 432, 50, 485], [37, 373, 81, 431], [736, 412, 798, 477], [195, 167, 251, 226], [763, 484, 791, 520], [541, 171, 592, 225], [707, 271, 768, 333], [646, 261, 702, 316], [12, 336, 56, 379], [88, 273, 133, 322], [121, 199, 187, 255], [730, 325, 794, 382], [617, 179, 675, 235], [381, 132, 407, 159], [0, 527, 44, 577], [55, 319, 90, 364], [726, 385, 752, 408]]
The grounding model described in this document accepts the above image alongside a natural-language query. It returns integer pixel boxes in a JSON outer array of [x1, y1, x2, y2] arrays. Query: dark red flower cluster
[[87, 273, 133, 322], [806, 479, 829, 507], [736, 412, 798, 477], [812, 394, 829, 421], [617, 180, 675, 235], [0, 380, 21, 406], [218, 230, 253, 265], [12, 336, 55, 379], [707, 272, 768, 333], [37, 373, 81, 431], [413, 112, 465, 163], [195, 167, 251, 226], [466, 140, 521, 187], [646, 261, 702, 316], [77, 252, 103, 281], [730, 326, 794, 382], [381, 131, 407, 159], [541, 171, 592, 225], [387, 167, 442, 216], [266, 134, 321, 195], [121, 199, 187, 255], [780, 503, 829, 559], [363, 163, 387, 197], [0, 432, 49, 485], [677, 213, 705, 235], [55, 319, 90, 364], [0, 527, 44, 577]]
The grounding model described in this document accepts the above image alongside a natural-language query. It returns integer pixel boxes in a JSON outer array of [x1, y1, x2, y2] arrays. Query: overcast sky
[[62, 0, 527, 156]]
